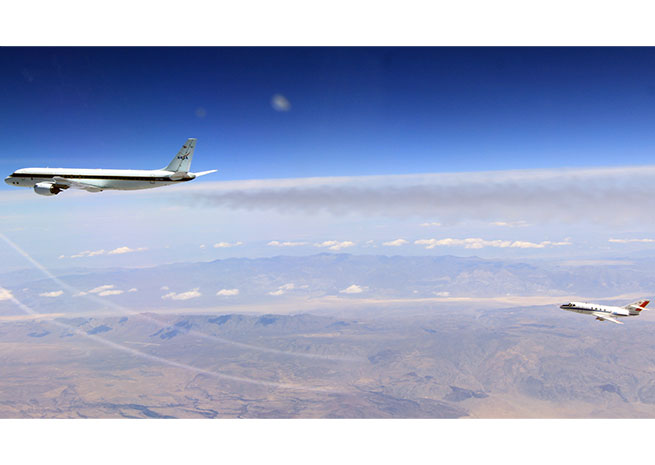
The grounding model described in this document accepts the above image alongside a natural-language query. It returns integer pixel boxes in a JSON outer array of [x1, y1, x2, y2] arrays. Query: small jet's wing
[[592, 312, 623, 324], [53, 177, 103, 193]]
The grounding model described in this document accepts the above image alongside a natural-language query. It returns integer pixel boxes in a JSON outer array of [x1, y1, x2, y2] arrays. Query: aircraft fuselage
[[5, 167, 194, 191]]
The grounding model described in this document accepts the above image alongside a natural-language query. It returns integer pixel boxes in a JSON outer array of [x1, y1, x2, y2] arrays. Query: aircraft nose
[[4, 176, 12, 185]]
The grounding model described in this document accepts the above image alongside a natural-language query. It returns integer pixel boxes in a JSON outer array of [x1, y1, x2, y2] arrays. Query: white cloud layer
[[71, 249, 105, 258], [214, 241, 244, 248], [108, 246, 147, 255], [491, 220, 529, 227], [0, 288, 14, 301], [88, 284, 115, 294], [217, 288, 239, 296], [268, 283, 296, 296], [315, 240, 355, 251], [268, 241, 307, 247], [340, 284, 366, 294], [382, 238, 408, 247], [98, 289, 124, 296], [162, 288, 202, 301], [69, 246, 145, 258], [39, 290, 64, 297], [608, 238, 655, 244], [415, 238, 572, 249]]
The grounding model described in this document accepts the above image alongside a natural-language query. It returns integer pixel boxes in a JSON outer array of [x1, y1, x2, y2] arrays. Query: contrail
[[1, 287, 333, 392], [0, 232, 361, 363], [185, 166, 655, 225]]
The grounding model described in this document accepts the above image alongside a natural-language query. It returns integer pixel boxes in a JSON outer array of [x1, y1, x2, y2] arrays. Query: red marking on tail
[[639, 300, 650, 310]]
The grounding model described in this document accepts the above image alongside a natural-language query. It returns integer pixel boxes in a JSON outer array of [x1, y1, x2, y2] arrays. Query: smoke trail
[[0, 232, 361, 362], [185, 166, 655, 225], [1, 288, 333, 392]]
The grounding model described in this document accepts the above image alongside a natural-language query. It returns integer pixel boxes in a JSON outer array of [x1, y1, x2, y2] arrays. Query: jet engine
[[33, 182, 61, 196]]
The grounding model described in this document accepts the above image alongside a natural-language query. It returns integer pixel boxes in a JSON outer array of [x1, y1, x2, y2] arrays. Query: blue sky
[[4, 47, 655, 270], [3, 47, 655, 181]]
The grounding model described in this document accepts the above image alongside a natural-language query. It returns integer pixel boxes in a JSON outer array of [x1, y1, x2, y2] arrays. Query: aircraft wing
[[53, 177, 103, 193], [592, 312, 623, 324]]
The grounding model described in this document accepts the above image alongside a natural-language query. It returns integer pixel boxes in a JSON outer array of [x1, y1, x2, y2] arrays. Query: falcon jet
[[560, 299, 650, 324], [4, 138, 216, 196]]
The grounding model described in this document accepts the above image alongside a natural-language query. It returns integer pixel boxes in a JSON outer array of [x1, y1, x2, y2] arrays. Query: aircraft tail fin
[[165, 138, 196, 173], [624, 299, 650, 315]]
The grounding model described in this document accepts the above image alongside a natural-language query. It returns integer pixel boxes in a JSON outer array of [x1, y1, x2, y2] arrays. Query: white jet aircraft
[[4, 138, 216, 196], [560, 299, 650, 324]]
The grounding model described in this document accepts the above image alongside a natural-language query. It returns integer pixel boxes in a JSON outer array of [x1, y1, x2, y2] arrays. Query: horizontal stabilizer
[[624, 300, 649, 313], [192, 169, 217, 177]]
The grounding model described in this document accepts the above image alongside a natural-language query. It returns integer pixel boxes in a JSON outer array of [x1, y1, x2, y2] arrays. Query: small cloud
[[271, 94, 291, 112], [88, 285, 115, 294], [199, 244, 206, 249], [340, 284, 366, 294], [98, 289, 124, 297], [71, 249, 105, 258], [162, 288, 202, 301], [491, 220, 529, 228], [268, 240, 307, 247], [0, 288, 14, 301], [268, 283, 295, 296], [70, 246, 147, 258], [315, 240, 355, 251], [217, 288, 239, 296], [420, 222, 442, 227], [58, 255, 65, 259], [609, 238, 655, 244], [382, 238, 408, 247], [40, 290, 64, 298], [161, 286, 170, 291], [73, 291, 88, 297], [127, 288, 138, 293], [415, 238, 571, 250], [434, 291, 450, 297], [214, 241, 244, 248], [108, 246, 147, 255]]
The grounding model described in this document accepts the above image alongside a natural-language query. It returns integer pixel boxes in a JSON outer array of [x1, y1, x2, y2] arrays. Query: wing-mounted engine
[[34, 182, 62, 196]]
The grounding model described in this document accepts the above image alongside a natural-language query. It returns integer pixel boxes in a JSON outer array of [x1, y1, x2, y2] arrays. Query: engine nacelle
[[34, 182, 61, 196]]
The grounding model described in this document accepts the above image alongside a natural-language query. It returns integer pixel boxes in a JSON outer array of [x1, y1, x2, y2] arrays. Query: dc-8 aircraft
[[560, 299, 650, 324], [4, 138, 216, 196]]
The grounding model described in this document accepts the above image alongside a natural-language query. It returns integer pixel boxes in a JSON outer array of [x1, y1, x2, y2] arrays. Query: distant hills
[[3, 253, 654, 316]]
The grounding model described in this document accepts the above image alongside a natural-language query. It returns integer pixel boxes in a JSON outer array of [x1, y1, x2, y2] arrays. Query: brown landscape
[[1, 300, 654, 418]]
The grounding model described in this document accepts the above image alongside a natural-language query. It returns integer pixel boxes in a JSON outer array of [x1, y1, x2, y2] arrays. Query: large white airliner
[[4, 138, 216, 196], [560, 299, 650, 324]]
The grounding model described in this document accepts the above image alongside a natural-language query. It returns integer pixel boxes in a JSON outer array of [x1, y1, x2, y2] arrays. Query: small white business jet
[[560, 299, 650, 324], [4, 138, 216, 196]]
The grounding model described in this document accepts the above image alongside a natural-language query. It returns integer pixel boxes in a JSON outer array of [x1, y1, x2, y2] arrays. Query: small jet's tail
[[165, 138, 196, 173], [624, 299, 650, 315]]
